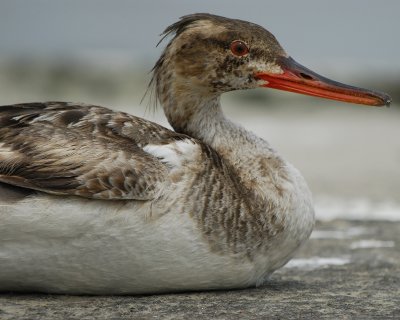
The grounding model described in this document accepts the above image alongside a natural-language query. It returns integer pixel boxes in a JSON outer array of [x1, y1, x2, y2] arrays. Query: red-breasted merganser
[[0, 13, 391, 294]]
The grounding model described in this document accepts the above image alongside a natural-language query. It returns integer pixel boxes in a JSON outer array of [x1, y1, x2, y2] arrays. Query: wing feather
[[0, 102, 189, 200]]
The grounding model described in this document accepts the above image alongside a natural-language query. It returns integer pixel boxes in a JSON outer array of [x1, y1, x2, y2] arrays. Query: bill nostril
[[299, 72, 314, 80]]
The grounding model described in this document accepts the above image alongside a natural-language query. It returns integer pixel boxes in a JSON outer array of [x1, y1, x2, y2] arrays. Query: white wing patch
[[143, 139, 198, 168], [0, 143, 18, 161]]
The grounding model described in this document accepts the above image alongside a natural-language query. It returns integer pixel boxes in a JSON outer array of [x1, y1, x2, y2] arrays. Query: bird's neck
[[161, 84, 264, 153], [160, 83, 289, 199]]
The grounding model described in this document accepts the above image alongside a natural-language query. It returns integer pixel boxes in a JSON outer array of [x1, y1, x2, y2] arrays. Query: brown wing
[[0, 102, 188, 200]]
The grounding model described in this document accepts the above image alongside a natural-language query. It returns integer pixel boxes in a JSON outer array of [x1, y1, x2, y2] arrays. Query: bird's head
[[152, 13, 390, 107]]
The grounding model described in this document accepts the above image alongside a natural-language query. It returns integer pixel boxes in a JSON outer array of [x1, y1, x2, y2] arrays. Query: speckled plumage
[[0, 13, 316, 294], [0, 102, 183, 199]]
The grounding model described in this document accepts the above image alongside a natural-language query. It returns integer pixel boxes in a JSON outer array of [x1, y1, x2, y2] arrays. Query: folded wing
[[0, 102, 189, 200]]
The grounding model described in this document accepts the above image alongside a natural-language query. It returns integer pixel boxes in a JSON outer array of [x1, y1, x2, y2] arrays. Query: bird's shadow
[[0, 279, 313, 298]]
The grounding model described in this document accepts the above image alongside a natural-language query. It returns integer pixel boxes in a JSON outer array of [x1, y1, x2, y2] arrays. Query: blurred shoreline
[[0, 55, 398, 105]]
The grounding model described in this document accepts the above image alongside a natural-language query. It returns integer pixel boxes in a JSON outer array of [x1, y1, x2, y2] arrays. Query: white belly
[[0, 195, 261, 294]]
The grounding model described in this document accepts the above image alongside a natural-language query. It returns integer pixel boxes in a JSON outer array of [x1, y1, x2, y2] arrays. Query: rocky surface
[[0, 220, 399, 320]]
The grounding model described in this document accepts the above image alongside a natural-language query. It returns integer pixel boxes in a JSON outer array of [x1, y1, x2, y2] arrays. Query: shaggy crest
[[145, 14, 222, 110]]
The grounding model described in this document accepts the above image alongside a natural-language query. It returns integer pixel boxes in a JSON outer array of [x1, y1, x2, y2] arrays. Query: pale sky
[[0, 0, 399, 73]]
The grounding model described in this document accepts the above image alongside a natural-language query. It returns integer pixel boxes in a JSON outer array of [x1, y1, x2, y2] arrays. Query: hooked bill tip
[[385, 96, 392, 108], [376, 92, 392, 108]]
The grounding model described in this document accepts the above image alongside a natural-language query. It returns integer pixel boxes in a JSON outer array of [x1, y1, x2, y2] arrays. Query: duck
[[0, 13, 391, 295]]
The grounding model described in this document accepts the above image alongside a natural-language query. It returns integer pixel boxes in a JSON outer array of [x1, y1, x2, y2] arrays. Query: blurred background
[[0, 0, 399, 219]]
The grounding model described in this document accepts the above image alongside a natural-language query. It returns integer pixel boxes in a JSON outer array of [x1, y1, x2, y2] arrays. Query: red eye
[[230, 40, 249, 56]]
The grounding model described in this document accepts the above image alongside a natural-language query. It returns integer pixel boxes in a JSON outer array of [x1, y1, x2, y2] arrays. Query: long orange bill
[[255, 56, 391, 107]]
